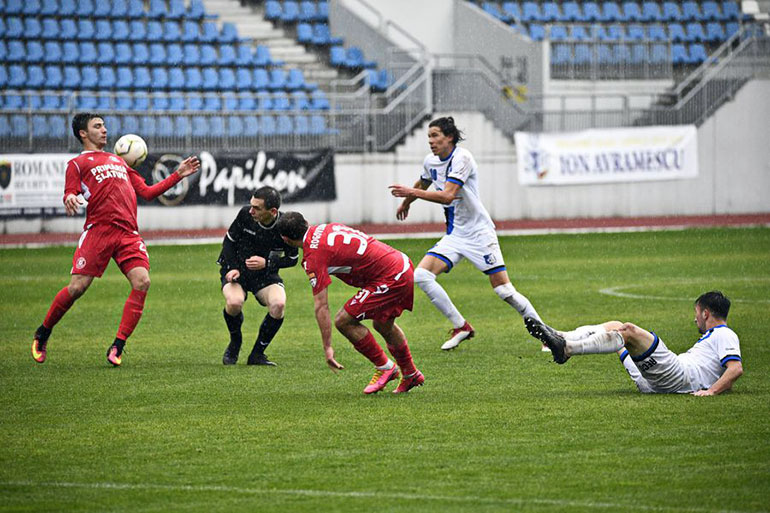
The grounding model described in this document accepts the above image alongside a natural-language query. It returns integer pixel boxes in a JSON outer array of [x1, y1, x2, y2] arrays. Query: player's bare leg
[[373, 318, 424, 394], [335, 310, 398, 394], [248, 284, 286, 366], [107, 266, 150, 367], [221, 282, 246, 364], [33, 274, 94, 363]]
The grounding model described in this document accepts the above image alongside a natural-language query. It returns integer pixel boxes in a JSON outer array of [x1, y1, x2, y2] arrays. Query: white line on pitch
[[0, 480, 766, 513]]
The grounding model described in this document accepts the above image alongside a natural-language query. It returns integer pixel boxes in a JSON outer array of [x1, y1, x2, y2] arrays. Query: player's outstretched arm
[[390, 181, 460, 206], [692, 360, 743, 396], [313, 288, 344, 372]]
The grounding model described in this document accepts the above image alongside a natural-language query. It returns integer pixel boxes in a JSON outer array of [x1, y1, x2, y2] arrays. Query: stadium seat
[[662, 2, 683, 21], [79, 42, 98, 64], [99, 67, 116, 89], [672, 43, 689, 64], [94, 0, 110, 18], [183, 44, 201, 66], [238, 94, 257, 110], [312, 23, 342, 46], [265, 0, 282, 21], [9, 115, 28, 137], [682, 1, 703, 21], [4, 92, 25, 110], [44, 65, 63, 88], [24, 17, 43, 39], [329, 45, 346, 67], [299, 1, 317, 22], [23, 0, 41, 15], [521, 2, 543, 22], [548, 25, 568, 41], [32, 115, 50, 138], [61, 19, 78, 40], [210, 116, 226, 137], [116, 66, 134, 90], [112, 20, 130, 41], [42, 93, 62, 110], [259, 115, 277, 135], [146, 21, 164, 42], [317, 1, 328, 20], [200, 45, 218, 66], [502, 2, 521, 21], [61, 65, 80, 89], [139, 115, 156, 137], [4, 17, 23, 39], [184, 68, 203, 91], [310, 115, 329, 135], [114, 92, 132, 110], [147, 0, 165, 19], [573, 44, 592, 64], [551, 44, 571, 65], [167, 93, 185, 109], [128, 20, 146, 41], [725, 22, 740, 38], [291, 90, 311, 110], [282, 1, 300, 23], [669, 23, 689, 42], [235, 45, 253, 66], [602, 2, 624, 22], [167, 0, 186, 20], [62, 42, 80, 64], [26, 66, 45, 88], [200, 22, 219, 43], [40, 0, 58, 16], [272, 92, 291, 111], [114, 42, 132, 64], [95, 19, 112, 39], [613, 43, 632, 63], [721, 1, 741, 21], [641, 1, 664, 21], [596, 44, 614, 64], [627, 24, 646, 40], [40, 17, 59, 40], [268, 69, 287, 90], [276, 115, 293, 135], [482, 2, 504, 21], [163, 21, 182, 43], [182, 21, 200, 42], [76, 19, 95, 41], [257, 91, 273, 110], [145, 43, 164, 66], [218, 68, 236, 90], [122, 115, 140, 133], [651, 44, 669, 63], [541, 2, 561, 22], [132, 43, 150, 65], [254, 45, 276, 67], [686, 22, 707, 42], [6, 41, 25, 63], [529, 24, 545, 41], [151, 67, 169, 89], [689, 43, 708, 63], [599, 24, 625, 41], [133, 67, 151, 90], [309, 89, 329, 110], [186, 0, 208, 20], [242, 115, 260, 136], [220, 22, 241, 44], [219, 45, 237, 67], [186, 94, 204, 111], [153, 115, 172, 136], [77, 93, 99, 110], [705, 22, 726, 42], [570, 25, 591, 40], [75, 0, 95, 17], [346, 47, 374, 69], [110, 0, 128, 18], [167, 44, 184, 65], [583, 2, 602, 21], [622, 1, 644, 22], [235, 68, 253, 91], [203, 95, 222, 111], [297, 22, 313, 44], [700, 2, 722, 21], [561, 1, 585, 21], [191, 115, 208, 136], [26, 41, 45, 64], [648, 24, 668, 41], [253, 68, 270, 90], [221, 91, 238, 110]]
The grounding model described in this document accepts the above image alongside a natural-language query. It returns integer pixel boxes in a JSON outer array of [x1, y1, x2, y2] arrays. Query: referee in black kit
[[217, 186, 299, 366]]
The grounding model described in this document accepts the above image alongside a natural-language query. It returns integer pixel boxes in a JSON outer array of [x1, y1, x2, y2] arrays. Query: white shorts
[[426, 230, 506, 275], [620, 333, 699, 394]]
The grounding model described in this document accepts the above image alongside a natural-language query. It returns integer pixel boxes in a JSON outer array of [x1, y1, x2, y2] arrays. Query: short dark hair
[[695, 291, 731, 320], [71, 113, 103, 143], [252, 186, 281, 210], [428, 116, 465, 145], [276, 211, 309, 241]]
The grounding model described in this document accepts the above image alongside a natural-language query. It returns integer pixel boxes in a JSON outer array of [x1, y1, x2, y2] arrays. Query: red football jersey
[[64, 150, 181, 232], [302, 223, 406, 295]]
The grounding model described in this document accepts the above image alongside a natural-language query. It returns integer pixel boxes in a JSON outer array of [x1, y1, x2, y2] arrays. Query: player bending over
[[390, 116, 544, 351], [276, 212, 424, 394], [217, 186, 299, 366], [32, 112, 200, 366], [526, 291, 743, 395]]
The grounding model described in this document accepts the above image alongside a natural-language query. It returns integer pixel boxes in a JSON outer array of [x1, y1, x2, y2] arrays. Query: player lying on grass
[[525, 291, 743, 395], [276, 211, 424, 394], [32, 113, 200, 367]]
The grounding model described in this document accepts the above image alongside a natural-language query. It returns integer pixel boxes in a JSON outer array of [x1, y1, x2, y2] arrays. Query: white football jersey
[[678, 324, 741, 389], [421, 147, 495, 238]]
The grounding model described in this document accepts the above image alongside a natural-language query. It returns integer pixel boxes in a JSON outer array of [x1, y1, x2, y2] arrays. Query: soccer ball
[[114, 134, 148, 168]]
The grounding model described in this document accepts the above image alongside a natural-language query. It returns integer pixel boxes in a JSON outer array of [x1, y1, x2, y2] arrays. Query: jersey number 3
[[327, 225, 368, 255]]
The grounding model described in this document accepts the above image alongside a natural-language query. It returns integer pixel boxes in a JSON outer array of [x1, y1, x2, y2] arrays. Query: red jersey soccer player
[[31, 113, 200, 366], [276, 212, 424, 394]]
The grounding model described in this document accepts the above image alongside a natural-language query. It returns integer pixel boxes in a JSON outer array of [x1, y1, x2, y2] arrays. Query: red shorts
[[343, 254, 414, 323], [71, 224, 150, 277]]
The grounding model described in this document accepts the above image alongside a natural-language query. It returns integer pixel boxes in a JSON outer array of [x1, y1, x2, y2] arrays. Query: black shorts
[[220, 268, 283, 304]]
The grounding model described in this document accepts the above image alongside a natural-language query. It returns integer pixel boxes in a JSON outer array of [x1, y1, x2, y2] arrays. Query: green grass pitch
[[1, 227, 768, 513]]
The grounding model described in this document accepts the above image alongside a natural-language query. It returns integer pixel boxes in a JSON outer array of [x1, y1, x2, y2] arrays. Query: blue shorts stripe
[[483, 265, 506, 275], [631, 332, 659, 362], [426, 251, 453, 271]]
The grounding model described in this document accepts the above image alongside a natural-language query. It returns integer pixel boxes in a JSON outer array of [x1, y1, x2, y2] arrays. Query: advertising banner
[[515, 125, 698, 185], [0, 154, 75, 217]]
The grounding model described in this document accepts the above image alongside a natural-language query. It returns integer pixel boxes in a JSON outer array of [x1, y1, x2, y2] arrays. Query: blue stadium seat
[[238, 94, 257, 110], [254, 45, 278, 67], [94, 0, 110, 18], [184, 68, 203, 91], [79, 42, 98, 64], [203, 95, 221, 111], [541, 2, 561, 22], [482, 2, 504, 21], [146, 21, 164, 42], [182, 20, 200, 42], [183, 44, 201, 66], [10, 115, 28, 137], [112, 20, 130, 41], [95, 19, 112, 39], [24, 17, 43, 39], [648, 24, 668, 41], [186, 94, 204, 110], [602, 2, 624, 22], [235, 68, 253, 90], [219, 44, 237, 66], [276, 115, 292, 135], [299, 1, 317, 22], [346, 46, 375, 68], [149, 43, 167, 65], [257, 91, 273, 110], [132, 43, 150, 65], [5, 0, 23, 14], [317, 1, 328, 20], [99, 67, 116, 89], [44, 65, 62, 88], [6, 41, 25, 63], [573, 44, 592, 64], [23, 0, 42, 15], [582, 2, 602, 21], [281, 1, 299, 23], [218, 68, 236, 90], [622, 1, 644, 21], [686, 22, 707, 42], [61, 65, 80, 89], [651, 44, 669, 63], [268, 69, 287, 90], [529, 23, 545, 41], [116, 66, 134, 90], [548, 25, 568, 41], [32, 116, 50, 138], [291, 90, 311, 110], [222, 91, 238, 110], [596, 43, 614, 64], [110, 0, 128, 18], [114, 92, 132, 110], [310, 115, 329, 135], [199, 44, 218, 66], [329, 45, 346, 67], [502, 2, 521, 20], [200, 21, 218, 43], [225, 116, 243, 135], [705, 22, 726, 42], [265, 0, 281, 21], [140, 115, 156, 137], [186, 0, 209, 20], [0, 65, 8, 90], [662, 2, 683, 21], [311, 89, 330, 110], [242, 116, 259, 136], [235, 45, 253, 66], [272, 91, 291, 110], [40, 17, 59, 39], [77, 19, 95, 41], [688, 44, 708, 64], [725, 21, 740, 38], [75, 0, 94, 17], [551, 44, 571, 65], [77, 93, 99, 110], [40, 0, 58, 16], [561, 2, 585, 21], [42, 93, 62, 109], [191, 116, 208, 136], [641, 1, 664, 21], [627, 24, 646, 40], [113, 42, 132, 64], [286, 68, 310, 90], [210, 116, 226, 137], [27, 65, 46, 88], [128, 20, 146, 41], [61, 42, 79, 64], [163, 21, 182, 42], [220, 22, 242, 43], [701, 1, 723, 21], [672, 43, 689, 64], [4, 17, 23, 39], [166, 44, 183, 65], [133, 66, 151, 90], [521, 2, 542, 22], [167, 92, 185, 109], [152, 115, 171, 136], [312, 23, 342, 46], [49, 115, 68, 137], [682, 1, 703, 21], [630, 43, 648, 64], [721, 1, 741, 20], [122, 115, 140, 133], [570, 25, 591, 40], [167, 0, 186, 20], [147, 0, 166, 19], [253, 68, 270, 90], [151, 67, 168, 89], [598, 24, 625, 40], [613, 43, 632, 63], [297, 22, 313, 44], [669, 23, 689, 42]]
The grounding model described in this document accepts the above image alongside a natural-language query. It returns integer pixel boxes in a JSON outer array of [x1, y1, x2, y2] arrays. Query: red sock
[[116, 289, 147, 340], [43, 287, 75, 329], [351, 331, 389, 367], [387, 340, 417, 376]]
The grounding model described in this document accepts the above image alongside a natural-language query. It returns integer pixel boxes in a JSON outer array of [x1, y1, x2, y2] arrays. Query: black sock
[[223, 309, 244, 349], [35, 324, 52, 343], [251, 314, 283, 356]]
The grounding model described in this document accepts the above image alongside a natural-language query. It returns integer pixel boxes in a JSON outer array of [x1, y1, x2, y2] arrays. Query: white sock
[[561, 324, 607, 342], [376, 360, 394, 371], [493, 283, 541, 321], [566, 331, 625, 356], [414, 268, 465, 328]]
